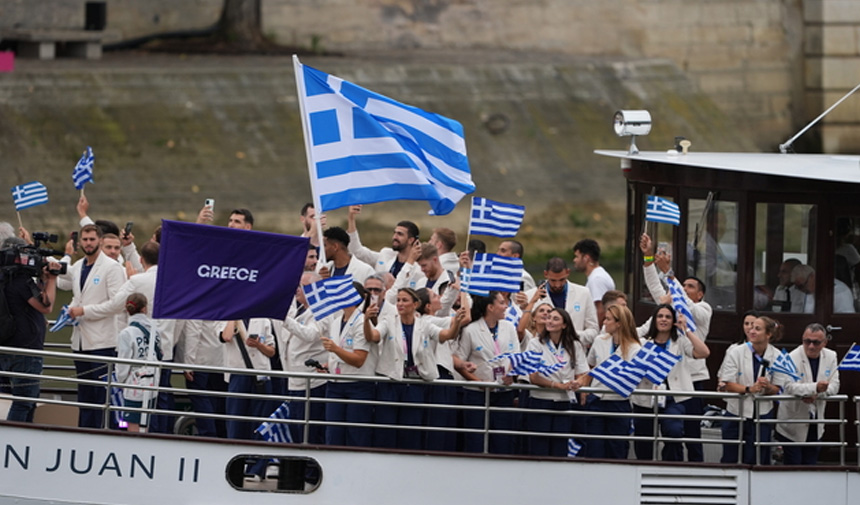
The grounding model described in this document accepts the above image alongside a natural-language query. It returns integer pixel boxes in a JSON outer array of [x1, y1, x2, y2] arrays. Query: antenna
[[779, 82, 860, 154]]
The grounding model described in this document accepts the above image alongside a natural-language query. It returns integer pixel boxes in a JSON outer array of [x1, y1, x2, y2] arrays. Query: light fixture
[[613, 110, 651, 155]]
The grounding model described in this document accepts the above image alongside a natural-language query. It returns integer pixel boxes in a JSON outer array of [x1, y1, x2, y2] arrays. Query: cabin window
[[685, 199, 738, 311], [834, 216, 860, 313], [226, 455, 322, 493], [753, 203, 817, 313]]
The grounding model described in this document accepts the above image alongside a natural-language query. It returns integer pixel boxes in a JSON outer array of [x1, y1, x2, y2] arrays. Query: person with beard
[[345, 204, 426, 288], [299, 202, 326, 248], [58, 224, 126, 428]]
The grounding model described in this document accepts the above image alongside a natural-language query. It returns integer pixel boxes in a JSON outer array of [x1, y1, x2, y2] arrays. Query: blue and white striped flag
[[49, 305, 79, 332], [10, 181, 48, 211], [632, 341, 682, 384], [303, 275, 364, 321], [255, 401, 293, 444], [462, 253, 523, 296], [771, 348, 800, 381], [504, 303, 522, 327], [567, 438, 582, 457], [468, 197, 525, 237], [839, 344, 860, 371], [490, 349, 543, 376], [666, 276, 697, 334], [536, 360, 568, 376], [109, 371, 125, 427], [72, 146, 95, 190], [588, 353, 646, 398], [294, 57, 475, 216], [645, 195, 681, 226]]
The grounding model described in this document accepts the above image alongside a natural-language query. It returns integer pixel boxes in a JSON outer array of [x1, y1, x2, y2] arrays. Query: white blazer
[[524, 281, 599, 346], [776, 346, 840, 442], [454, 318, 519, 388], [281, 303, 328, 391], [59, 252, 127, 351], [374, 313, 441, 381], [719, 343, 788, 418], [347, 229, 426, 287], [325, 255, 376, 285]]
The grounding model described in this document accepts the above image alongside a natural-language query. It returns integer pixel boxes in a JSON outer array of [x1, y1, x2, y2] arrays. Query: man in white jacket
[[776, 323, 840, 465]]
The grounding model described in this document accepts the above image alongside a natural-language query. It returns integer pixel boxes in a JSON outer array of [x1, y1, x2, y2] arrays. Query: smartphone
[[70, 231, 79, 250], [204, 198, 215, 212], [247, 333, 259, 340], [657, 242, 670, 255], [123, 221, 133, 238]]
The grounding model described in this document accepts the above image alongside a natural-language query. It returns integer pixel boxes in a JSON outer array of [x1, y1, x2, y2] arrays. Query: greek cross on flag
[[73, 146, 95, 190], [588, 353, 646, 398], [256, 401, 293, 444], [632, 341, 682, 384], [303, 275, 364, 321], [11, 181, 49, 211], [468, 197, 525, 237], [839, 343, 860, 371], [666, 276, 697, 334], [645, 195, 681, 226], [770, 348, 800, 381], [462, 253, 523, 296], [295, 56, 475, 216]]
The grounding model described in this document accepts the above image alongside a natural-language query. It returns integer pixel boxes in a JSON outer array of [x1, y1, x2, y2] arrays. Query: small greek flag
[[10, 181, 48, 211], [632, 341, 682, 384], [536, 360, 568, 376], [109, 371, 125, 427], [303, 275, 364, 321], [504, 303, 522, 327], [770, 348, 800, 381], [256, 401, 293, 444], [588, 353, 646, 398], [468, 197, 525, 237], [490, 349, 543, 376], [567, 438, 582, 457], [49, 305, 79, 332], [666, 276, 697, 333], [839, 344, 860, 371], [72, 146, 95, 190], [645, 195, 681, 226], [462, 253, 522, 296]]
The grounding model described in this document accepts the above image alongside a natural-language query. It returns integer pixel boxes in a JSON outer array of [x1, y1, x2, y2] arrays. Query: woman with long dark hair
[[524, 307, 588, 456], [632, 304, 709, 461]]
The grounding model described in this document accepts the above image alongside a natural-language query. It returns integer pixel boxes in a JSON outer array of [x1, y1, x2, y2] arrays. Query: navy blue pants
[[288, 383, 327, 444], [374, 381, 427, 450], [462, 389, 516, 454], [185, 371, 227, 437], [226, 374, 274, 440], [681, 380, 706, 462], [425, 368, 458, 452], [148, 365, 175, 433], [74, 347, 116, 429], [633, 398, 686, 461], [777, 426, 821, 465], [325, 380, 374, 447], [526, 396, 583, 457], [585, 395, 632, 459], [0, 354, 42, 422], [720, 410, 774, 464]]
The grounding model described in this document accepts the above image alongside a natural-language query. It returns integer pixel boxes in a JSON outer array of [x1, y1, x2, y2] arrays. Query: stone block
[[821, 0, 860, 23], [822, 26, 858, 55], [805, 25, 824, 55], [821, 123, 860, 153], [805, 56, 823, 88], [748, 70, 792, 94], [821, 57, 860, 88], [17, 41, 54, 60]]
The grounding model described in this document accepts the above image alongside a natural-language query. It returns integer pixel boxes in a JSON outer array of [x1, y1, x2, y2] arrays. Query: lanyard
[[490, 324, 500, 355], [547, 339, 565, 363]]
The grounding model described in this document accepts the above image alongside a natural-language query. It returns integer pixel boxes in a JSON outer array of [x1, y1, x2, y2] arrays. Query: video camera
[[0, 232, 67, 277]]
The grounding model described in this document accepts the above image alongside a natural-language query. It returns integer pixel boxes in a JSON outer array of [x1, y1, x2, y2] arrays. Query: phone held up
[[204, 198, 215, 212], [70, 231, 79, 250], [123, 221, 133, 238]]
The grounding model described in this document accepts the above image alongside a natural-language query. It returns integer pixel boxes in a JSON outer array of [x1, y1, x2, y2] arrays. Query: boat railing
[[1, 345, 855, 466]]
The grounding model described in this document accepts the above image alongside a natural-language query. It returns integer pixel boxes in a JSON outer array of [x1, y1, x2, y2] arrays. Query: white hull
[[2, 422, 858, 505]]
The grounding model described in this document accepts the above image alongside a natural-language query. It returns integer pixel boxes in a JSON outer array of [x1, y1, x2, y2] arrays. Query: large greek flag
[[303, 275, 364, 321], [294, 56, 475, 216], [10, 181, 48, 211], [468, 197, 525, 237]]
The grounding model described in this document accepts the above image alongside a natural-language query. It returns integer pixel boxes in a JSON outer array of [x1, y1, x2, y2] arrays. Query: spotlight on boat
[[613, 110, 651, 155]]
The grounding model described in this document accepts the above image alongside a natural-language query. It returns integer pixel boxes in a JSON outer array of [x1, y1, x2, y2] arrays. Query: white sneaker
[[266, 465, 280, 479]]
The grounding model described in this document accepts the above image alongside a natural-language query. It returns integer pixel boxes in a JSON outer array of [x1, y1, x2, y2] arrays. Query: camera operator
[[1, 237, 58, 422]]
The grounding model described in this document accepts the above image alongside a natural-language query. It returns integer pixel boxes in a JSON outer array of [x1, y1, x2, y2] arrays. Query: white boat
[[5, 110, 860, 504]]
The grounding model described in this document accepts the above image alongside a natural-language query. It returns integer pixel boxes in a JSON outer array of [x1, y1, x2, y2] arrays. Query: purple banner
[[153, 220, 308, 320]]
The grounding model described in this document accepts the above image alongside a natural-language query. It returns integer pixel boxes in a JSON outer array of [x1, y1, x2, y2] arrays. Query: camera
[[0, 232, 66, 277]]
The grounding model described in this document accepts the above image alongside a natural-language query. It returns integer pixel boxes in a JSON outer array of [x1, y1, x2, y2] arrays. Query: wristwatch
[[744, 386, 751, 394]]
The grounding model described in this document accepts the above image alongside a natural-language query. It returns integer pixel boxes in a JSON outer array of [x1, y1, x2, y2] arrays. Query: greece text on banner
[[294, 56, 475, 216], [153, 220, 307, 320]]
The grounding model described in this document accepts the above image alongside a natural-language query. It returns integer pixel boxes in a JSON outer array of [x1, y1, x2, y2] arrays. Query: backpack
[[0, 271, 16, 345]]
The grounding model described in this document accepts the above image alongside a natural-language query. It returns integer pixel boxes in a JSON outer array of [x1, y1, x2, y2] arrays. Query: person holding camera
[[0, 237, 58, 422]]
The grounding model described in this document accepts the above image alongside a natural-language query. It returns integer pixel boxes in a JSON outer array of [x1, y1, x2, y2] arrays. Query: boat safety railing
[[0, 345, 855, 466]]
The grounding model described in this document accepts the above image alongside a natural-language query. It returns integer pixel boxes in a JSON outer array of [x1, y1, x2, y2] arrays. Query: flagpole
[[293, 54, 327, 266], [642, 186, 656, 239], [16, 211, 23, 231], [465, 197, 473, 259], [837, 341, 857, 368]]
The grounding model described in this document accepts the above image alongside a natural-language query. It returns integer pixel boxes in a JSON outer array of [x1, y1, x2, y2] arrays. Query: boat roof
[[594, 150, 860, 185]]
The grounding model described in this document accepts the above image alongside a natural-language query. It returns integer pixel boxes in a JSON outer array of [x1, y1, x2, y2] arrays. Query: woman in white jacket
[[718, 316, 787, 464], [116, 293, 161, 433], [364, 287, 465, 450]]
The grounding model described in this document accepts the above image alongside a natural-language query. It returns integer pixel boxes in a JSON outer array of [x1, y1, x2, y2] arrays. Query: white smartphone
[[204, 198, 215, 212]]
